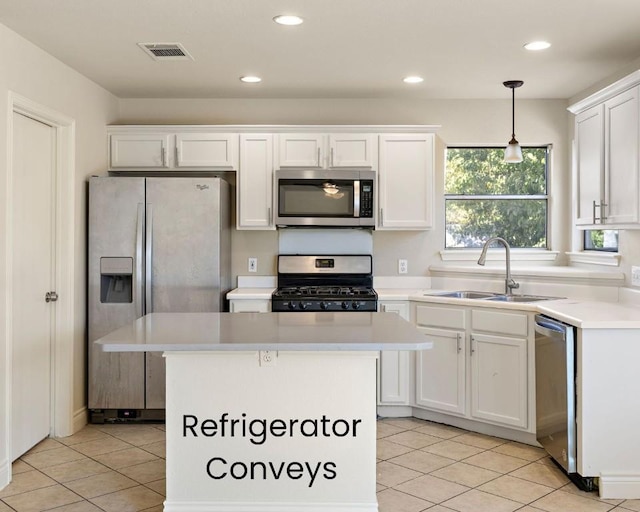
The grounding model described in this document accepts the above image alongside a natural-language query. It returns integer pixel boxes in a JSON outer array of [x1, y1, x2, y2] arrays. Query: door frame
[[4, 93, 76, 467]]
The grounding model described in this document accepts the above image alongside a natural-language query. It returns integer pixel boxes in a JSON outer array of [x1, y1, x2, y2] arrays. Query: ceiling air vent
[[138, 43, 194, 61]]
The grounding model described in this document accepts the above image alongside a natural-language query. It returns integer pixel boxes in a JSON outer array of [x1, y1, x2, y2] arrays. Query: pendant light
[[503, 80, 524, 163]]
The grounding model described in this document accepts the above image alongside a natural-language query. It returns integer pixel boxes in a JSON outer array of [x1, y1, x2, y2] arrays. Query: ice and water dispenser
[[100, 257, 133, 303]]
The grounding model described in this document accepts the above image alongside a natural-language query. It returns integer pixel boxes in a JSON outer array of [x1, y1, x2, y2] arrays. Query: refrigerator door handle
[[145, 203, 153, 314], [135, 203, 144, 318]]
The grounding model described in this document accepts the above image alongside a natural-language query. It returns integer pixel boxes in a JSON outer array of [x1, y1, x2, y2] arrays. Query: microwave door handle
[[354, 180, 361, 217]]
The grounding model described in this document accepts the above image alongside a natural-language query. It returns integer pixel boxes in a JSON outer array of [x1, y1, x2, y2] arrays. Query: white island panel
[[165, 350, 378, 511]]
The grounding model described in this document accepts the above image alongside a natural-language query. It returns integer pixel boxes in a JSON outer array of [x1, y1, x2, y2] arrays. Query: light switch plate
[[632, 266, 640, 286]]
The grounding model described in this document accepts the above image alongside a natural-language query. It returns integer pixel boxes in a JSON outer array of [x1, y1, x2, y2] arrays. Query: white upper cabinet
[[569, 71, 640, 228], [276, 133, 376, 169], [604, 87, 639, 224], [110, 133, 170, 168], [175, 133, 238, 168], [574, 106, 604, 225], [277, 134, 325, 167], [328, 134, 376, 168], [108, 130, 238, 170], [378, 134, 434, 229], [237, 134, 275, 230]]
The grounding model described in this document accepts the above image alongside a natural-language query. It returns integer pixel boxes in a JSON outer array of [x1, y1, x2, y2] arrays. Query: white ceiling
[[2, 0, 640, 100]]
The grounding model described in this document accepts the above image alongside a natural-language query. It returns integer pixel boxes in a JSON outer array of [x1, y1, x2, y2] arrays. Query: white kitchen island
[[96, 312, 431, 512]]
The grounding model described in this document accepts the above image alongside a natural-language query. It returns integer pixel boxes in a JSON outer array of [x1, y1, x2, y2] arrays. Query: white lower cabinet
[[469, 332, 528, 428], [415, 327, 466, 415], [412, 302, 531, 431], [229, 299, 270, 313], [378, 301, 410, 405]]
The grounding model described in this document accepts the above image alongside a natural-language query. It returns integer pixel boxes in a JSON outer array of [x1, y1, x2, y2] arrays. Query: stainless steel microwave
[[275, 169, 376, 227]]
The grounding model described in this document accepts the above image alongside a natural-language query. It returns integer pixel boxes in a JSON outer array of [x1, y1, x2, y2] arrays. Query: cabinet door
[[378, 302, 410, 405], [415, 327, 466, 415], [470, 333, 527, 428], [604, 86, 640, 224], [238, 134, 275, 229], [175, 133, 238, 168], [575, 106, 604, 225], [229, 300, 270, 313], [277, 134, 325, 167], [328, 134, 376, 168], [110, 133, 169, 168], [378, 134, 434, 229]]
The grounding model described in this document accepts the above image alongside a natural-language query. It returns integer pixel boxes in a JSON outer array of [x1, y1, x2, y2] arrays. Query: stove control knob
[[352, 302, 361, 310], [342, 301, 350, 310], [299, 302, 308, 310], [288, 302, 297, 310], [320, 301, 329, 310]]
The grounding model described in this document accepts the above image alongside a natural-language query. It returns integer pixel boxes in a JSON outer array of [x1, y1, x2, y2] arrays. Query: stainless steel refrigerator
[[88, 176, 231, 422]]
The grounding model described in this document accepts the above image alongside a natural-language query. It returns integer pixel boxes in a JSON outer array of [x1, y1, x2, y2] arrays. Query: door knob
[[45, 291, 58, 303]]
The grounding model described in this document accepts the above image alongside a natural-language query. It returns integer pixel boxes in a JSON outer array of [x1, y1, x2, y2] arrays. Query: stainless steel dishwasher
[[535, 314, 595, 491], [535, 314, 576, 472]]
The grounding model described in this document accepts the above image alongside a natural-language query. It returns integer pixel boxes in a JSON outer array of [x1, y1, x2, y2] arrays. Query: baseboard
[[0, 457, 11, 491], [599, 474, 640, 499], [163, 501, 377, 512], [377, 405, 413, 417], [410, 408, 539, 446], [72, 406, 88, 434]]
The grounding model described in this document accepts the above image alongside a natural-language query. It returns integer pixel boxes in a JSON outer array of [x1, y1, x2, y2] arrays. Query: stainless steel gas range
[[271, 255, 378, 312]]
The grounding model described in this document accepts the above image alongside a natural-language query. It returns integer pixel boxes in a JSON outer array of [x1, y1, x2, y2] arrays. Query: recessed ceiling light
[[240, 76, 262, 83], [524, 41, 551, 51], [273, 15, 304, 26], [403, 76, 424, 84]]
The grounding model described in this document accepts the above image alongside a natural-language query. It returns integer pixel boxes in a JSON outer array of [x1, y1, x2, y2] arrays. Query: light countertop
[[227, 288, 640, 329], [537, 300, 640, 329], [96, 312, 432, 352]]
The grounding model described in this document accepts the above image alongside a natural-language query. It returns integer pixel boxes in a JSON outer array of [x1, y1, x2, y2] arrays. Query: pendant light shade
[[503, 80, 524, 163]]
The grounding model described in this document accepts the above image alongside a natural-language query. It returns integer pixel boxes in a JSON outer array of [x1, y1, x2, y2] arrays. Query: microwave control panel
[[360, 181, 374, 218]]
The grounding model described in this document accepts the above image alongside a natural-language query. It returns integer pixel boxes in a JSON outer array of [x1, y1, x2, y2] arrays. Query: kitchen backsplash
[[278, 229, 373, 255]]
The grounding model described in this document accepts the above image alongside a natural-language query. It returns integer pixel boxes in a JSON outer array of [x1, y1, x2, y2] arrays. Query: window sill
[[566, 251, 621, 267], [440, 249, 559, 263]]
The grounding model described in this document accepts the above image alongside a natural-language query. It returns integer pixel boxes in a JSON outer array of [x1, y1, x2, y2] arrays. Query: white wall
[[0, 23, 119, 488], [118, 97, 570, 280]]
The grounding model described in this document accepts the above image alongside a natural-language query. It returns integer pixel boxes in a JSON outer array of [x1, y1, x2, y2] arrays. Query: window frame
[[443, 145, 551, 250]]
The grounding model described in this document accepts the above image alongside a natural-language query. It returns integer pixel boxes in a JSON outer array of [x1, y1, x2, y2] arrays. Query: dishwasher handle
[[534, 314, 567, 341]]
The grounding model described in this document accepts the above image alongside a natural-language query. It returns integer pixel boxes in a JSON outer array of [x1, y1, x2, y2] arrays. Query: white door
[[470, 333, 528, 428], [11, 112, 56, 460], [415, 327, 466, 415]]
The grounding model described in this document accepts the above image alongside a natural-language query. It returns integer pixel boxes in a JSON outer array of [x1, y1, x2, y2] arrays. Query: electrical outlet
[[259, 350, 276, 367], [248, 257, 258, 273], [398, 259, 408, 274], [632, 266, 640, 286]]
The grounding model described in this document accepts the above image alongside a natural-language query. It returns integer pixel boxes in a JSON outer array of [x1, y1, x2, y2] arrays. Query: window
[[584, 230, 619, 252], [445, 146, 548, 248]]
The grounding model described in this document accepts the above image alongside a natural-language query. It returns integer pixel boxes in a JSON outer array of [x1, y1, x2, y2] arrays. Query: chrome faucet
[[477, 237, 520, 295]]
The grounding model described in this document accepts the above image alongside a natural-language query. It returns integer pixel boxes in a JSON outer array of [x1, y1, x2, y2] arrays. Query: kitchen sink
[[484, 294, 563, 303], [431, 290, 500, 299], [429, 291, 563, 302]]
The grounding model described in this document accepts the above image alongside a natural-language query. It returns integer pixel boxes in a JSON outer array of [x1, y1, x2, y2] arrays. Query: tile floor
[[1, 417, 639, 511]]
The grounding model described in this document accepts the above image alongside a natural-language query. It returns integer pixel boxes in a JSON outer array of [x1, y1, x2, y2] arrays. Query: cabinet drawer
[[415, 305, 465, 329], [471, 309, 528, 337]]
